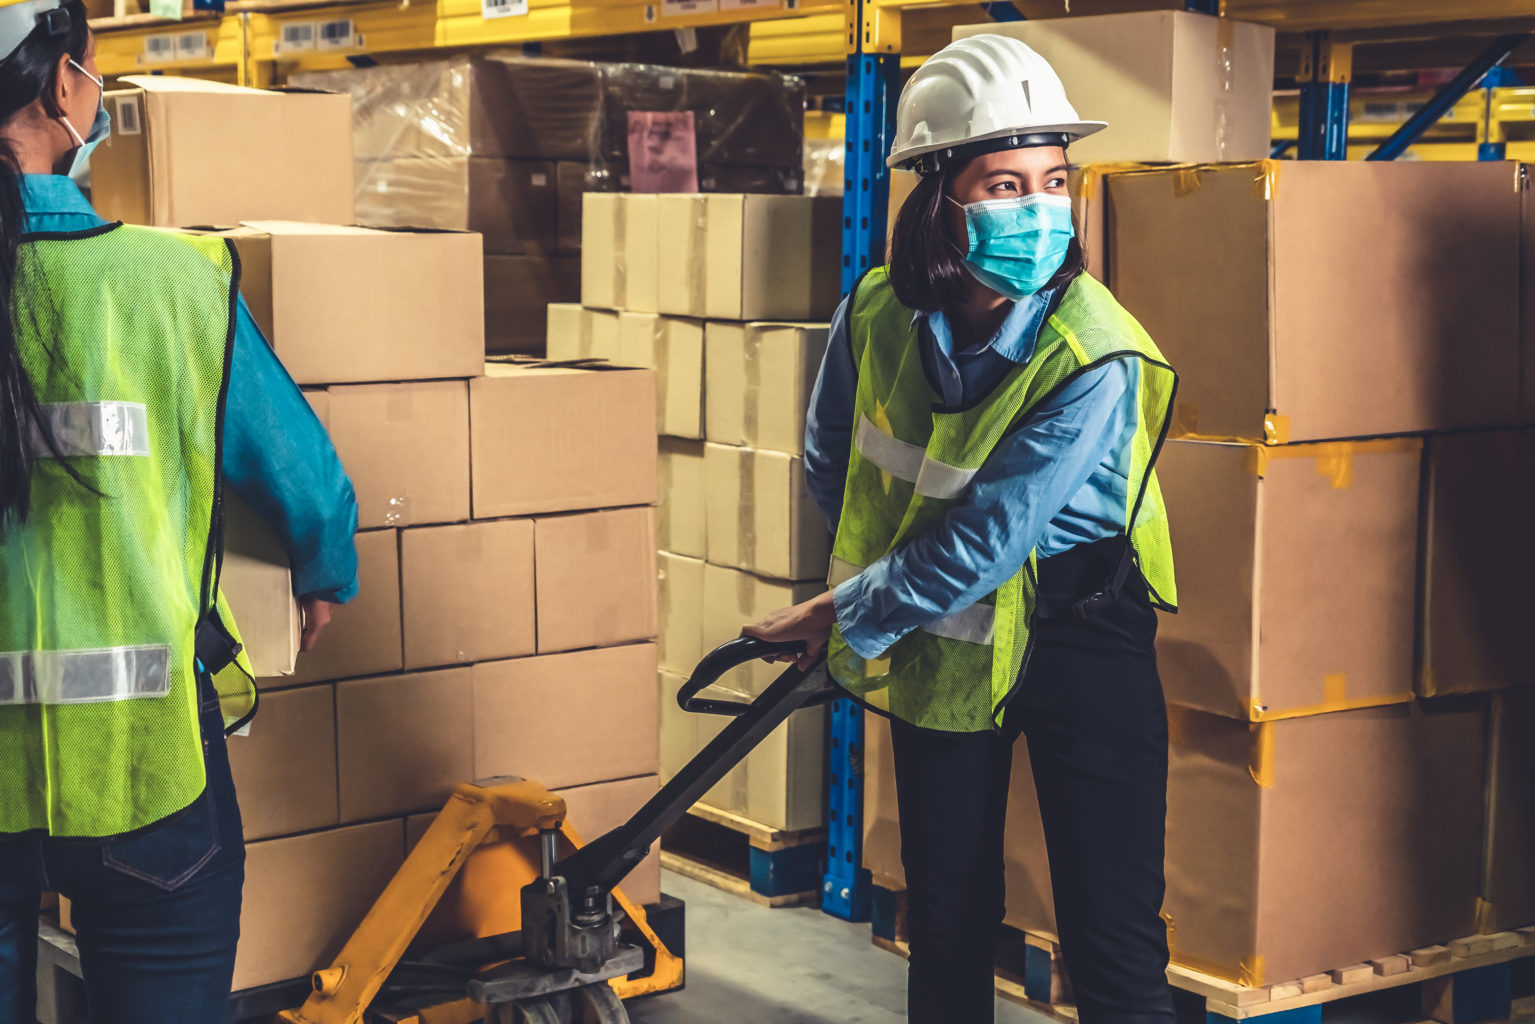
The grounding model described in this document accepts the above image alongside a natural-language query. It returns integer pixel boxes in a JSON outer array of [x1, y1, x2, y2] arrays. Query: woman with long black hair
[[0, 3, 358, 1019], [746, 35, 1181, 1024]]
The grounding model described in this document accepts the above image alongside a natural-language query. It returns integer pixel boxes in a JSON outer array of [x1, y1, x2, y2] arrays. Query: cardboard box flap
[[119, 75, 271, 96]]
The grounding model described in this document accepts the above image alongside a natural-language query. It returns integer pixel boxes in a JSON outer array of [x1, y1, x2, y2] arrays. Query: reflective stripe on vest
[[855, 415, 980, 500], [828, 556, 996, 647], [32, 401, 150, 458], [0, 645, 171, 704]]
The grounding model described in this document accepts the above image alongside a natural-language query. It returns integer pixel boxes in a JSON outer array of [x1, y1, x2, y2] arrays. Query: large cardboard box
[[658, 552, 706, 675], [485, 255, 582, 356], [659, 672, 824, 832], [217, 222, 484, 386], [354, 157, 558, 254], [655, 194, 841, 322], [221, 492, 300, 678], [701, 564, 824, 696], [534, 507, 659, 654], [953, 13, 1274, 165], [324, 382, 470, 530], [93, 78, 353, 228], [336, 668, 474, 822], [276, 529, 402, 688], [545, 304, 621, 363], [623, 196, 660, 314], [580, 193, 623, 311], [658, 438, 706, 560], [1419, 430, 1535, 697], [227, 685, 338, 841], [705, 322, 829, 455], [1155, 438, 1422, 721], [401, 520, 536, 669], [235, 820, 405, 991], [1108, 161, 1523, 443], [1164, 701, 1485, 986], [618, 313, 705, 440], [472, 644, 659, 790], [704, 444, 829, 582], [470, 363, 657, 518], [1483, 687, 1535, 932]]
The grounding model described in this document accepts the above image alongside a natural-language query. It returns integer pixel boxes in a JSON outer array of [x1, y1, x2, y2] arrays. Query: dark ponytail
[[0, 0, 91, 527]]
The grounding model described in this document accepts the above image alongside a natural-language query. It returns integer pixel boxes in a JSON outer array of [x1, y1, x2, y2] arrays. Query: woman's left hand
[[741, 591, 838, 671]]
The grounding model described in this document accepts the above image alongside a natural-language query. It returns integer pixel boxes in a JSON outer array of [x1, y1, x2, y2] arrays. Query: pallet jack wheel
[[576, 983, 629, 1024], [506, 997, 560, 1024]]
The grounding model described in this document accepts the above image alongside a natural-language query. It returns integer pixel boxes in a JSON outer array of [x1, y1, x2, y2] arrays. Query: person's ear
[[49, 52, 72, 116]]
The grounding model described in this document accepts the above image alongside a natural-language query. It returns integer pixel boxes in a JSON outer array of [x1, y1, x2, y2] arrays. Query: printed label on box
[[139, 33, 175, 64], [277, 22, 316, 52], [114, 96, 141, 135], [481, 0, 529, 18], [316, 18, 359, 49], [174, 30, 210, 60]]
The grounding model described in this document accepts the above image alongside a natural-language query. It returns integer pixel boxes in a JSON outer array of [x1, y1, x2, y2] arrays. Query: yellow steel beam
[[1224, 0, 1535, 33], [90, 11, 243, 78]]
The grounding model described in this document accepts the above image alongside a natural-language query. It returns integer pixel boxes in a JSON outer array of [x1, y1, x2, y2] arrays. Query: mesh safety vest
[[827, 268, 1177, 733], [0, 223, 256, 838]]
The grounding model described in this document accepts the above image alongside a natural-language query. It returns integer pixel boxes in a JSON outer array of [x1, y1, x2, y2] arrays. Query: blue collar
[[20, 174, 97, 217], [913, 283, 1060, 366]]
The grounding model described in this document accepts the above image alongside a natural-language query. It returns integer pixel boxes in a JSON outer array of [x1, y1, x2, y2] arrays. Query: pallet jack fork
[[279, 638, 837, 1024]]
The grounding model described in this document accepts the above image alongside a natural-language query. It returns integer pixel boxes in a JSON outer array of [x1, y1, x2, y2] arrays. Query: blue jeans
[[0, 685, 245, 1024]]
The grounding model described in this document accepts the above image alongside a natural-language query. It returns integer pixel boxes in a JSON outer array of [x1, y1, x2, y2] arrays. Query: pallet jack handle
[[676, 636, 807, 715]]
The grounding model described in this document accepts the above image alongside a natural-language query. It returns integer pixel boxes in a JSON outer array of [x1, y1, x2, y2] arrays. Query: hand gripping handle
[[677, 637, 807, 716]]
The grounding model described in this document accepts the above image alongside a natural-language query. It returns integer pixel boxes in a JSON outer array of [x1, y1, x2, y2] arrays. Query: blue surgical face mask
[[950, 192, 1075, 300], [61, 59, 109, 182]]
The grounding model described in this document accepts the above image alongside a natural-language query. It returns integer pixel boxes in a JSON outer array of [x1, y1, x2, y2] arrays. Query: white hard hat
[[887, 34, 1106, 173], [0, 0, 68, 63]]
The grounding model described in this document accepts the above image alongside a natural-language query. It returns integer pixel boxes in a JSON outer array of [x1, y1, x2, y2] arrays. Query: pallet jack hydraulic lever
[[518, 638, 839, 981]]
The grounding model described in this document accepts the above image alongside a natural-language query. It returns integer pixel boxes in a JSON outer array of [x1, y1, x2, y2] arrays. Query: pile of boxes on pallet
[[291, 55, 805, 356], [548, 190, 842, 833], [865, 9, 1535, 994], [87, 75, 666, 994]]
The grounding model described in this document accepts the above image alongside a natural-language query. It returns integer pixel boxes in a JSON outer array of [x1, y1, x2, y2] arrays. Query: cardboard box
[[704, 444, 829, 582], [580, 193, 623, 311], [655, 194, 841, 322], [221, 491, 300, 678], [401, 520, 536, 669], [1108, 161, 1523, 443], [1155, 438, 1422, 721], [1163, 701, 1485, 986], [336, 668, 474, 821], [354, 157, 557, 254], [623, 195, 660, 314], [659, 552, 706, 675], [227, 685, 338, 841], [545, 305, 622, 363], [472, 644, 659, 789], [324, 381, 470, 530], [1483, 687, 1535, 932], [705, 322, 828, 455], [658, 438, 706, 560], [485, 255, 582, 356], [659, 672, 824, 831], [954, 14, 1274, 165], [216, 221, 484, 386], [534, 508, 658, 654], [618, 313, 706, 440], [701, 563, 824, 696], [234, 820, 405, 991], [470, 363, 657, 518], [93, 77, 353, 228], [274, 529, 402, 688], [1418, 430, 1535, 697]]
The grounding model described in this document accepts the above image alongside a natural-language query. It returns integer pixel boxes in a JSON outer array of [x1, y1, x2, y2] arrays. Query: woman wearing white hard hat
[[745, 34, 1179, 1023], [0, 1, 358, 1019]]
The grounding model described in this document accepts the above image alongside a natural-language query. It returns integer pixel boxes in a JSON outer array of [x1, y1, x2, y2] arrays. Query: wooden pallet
[[659, 802, 825, 909]]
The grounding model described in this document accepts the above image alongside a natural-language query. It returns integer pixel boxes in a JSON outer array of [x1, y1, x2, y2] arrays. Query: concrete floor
[[628, 871, 1054, 1024]]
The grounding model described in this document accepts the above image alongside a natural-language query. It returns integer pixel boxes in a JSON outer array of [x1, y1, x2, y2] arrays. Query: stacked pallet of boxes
[[291, 56, 805, 356], [547, 190, 841, 842], [87, 76, 666, 995], [863, 9, 1535, 1003]]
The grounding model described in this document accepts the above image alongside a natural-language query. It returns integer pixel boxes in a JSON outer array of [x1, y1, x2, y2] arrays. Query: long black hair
[[887, 163, 1085, 314], [0, 0, 92, 527]]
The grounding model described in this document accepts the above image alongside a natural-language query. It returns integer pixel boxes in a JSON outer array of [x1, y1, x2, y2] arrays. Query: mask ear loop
[[58, 59, 104, 148]]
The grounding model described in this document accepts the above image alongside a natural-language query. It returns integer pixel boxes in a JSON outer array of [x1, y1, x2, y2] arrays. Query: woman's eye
[[1047, 177, 1067, 189], [992, 181, 1017, 194]]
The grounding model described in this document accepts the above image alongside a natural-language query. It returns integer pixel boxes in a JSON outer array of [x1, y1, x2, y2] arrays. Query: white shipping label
[[316, 18, 359, 49], [139, 33, 175, 64], [277, 22, 317, 52], [114, 96, 141, 135], [720, 0, 779, 10], [481, 0, 529, 19], [662, 0, 718, 16], [174, 30, 210, 60]]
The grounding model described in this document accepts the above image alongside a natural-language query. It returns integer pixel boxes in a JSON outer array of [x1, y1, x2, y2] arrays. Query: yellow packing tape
[[1263, 413, 1290, 445], [1250, 692, 1414, 723], [1168, 948, 1268, 989], [1248, 721, 1275, 788], [1242, 437, 1421, 481], [1253, 160, 1281, 201], [1173, 167, 1202, 198]]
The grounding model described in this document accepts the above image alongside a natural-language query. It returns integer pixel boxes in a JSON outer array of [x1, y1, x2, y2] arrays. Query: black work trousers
[[890, 539, 1177, 1024]]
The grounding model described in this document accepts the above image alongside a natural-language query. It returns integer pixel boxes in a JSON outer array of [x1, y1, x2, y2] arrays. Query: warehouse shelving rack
[[80, 0, 1535, 930]]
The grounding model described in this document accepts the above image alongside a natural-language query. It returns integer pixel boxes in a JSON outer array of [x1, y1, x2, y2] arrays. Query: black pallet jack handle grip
[[677, 636, 808, 715]]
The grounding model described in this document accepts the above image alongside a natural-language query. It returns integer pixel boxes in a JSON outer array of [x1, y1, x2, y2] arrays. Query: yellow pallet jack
[[277, 637, 836, 1024]]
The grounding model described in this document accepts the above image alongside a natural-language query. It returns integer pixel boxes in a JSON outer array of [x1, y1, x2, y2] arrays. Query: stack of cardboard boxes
[[292, 56, 805, 357], [546, 191, 841, 833], [863, 9, 1535, 995], [89, 77, 666, 995]]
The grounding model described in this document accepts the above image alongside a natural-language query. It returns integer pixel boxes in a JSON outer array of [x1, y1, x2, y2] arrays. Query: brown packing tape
[[613, 198, 628, 307], [688, 197, 708, 317], [658, 558, 673, 655], [1476, 897, 1498, 933], [736, 569, 755, 618], [654, 316, 670, 424], [742, 326, 762, 445], [657, 452, 674, 549], [736, 448, 756, 569]]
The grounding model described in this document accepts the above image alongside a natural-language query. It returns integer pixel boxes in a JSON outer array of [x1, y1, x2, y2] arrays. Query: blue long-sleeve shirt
[[805, 282, 1139, 660], [21, 175, 359, 603]]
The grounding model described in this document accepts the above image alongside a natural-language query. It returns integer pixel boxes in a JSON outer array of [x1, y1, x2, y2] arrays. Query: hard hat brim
[[887, 120, 1108, 170]]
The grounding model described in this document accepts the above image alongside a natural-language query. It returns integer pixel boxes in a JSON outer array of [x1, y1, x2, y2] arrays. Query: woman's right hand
[[741, 591, 837, 671]]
